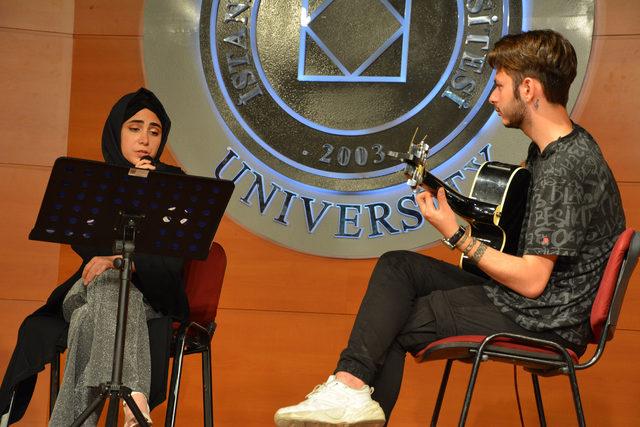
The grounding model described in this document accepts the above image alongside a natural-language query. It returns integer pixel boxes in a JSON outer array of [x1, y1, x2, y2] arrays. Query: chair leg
[[565, 365, 586, 427], [202, 343, 213, 427], [430, 360, 453, 427], [531, 374, 546, 427], [0, 391, 15, 427], [165, 330, 188, 427], [49, 351, 61, 417], [458, 353, 485, 427]]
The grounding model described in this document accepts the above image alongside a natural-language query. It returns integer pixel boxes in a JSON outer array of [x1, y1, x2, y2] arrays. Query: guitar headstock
[[387, 138, 430, 191]]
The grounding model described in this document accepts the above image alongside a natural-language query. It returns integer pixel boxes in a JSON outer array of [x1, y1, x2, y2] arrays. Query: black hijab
[[101, 88, 176, 171]]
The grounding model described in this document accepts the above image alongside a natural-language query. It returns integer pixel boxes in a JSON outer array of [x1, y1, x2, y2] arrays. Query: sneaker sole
[[275, 421, 385, 427]]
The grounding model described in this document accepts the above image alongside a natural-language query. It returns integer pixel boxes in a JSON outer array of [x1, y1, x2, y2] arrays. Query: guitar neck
[[420, 170, 498, 224]]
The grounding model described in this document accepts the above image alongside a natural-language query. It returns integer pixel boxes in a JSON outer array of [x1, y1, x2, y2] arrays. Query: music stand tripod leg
[[122, 388, 150, 426], [70, 217, 149, 427], [70, 385, 109, 427]]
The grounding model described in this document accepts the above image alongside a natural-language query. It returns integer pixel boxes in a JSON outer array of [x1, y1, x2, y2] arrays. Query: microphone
[[141, 155, 156, 166]]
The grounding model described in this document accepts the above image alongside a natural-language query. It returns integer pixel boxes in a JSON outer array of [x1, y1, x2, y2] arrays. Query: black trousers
[[335, 251, 581, 421]]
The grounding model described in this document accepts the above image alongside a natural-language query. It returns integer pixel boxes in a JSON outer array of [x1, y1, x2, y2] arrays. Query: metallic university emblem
[[142, 0, 593, 258]]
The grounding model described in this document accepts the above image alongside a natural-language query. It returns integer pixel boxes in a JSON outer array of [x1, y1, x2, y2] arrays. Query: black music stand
[[29, 157, 234, 426]]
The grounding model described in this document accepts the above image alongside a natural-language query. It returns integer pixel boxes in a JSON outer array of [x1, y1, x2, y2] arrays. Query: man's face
[[489, 69, 527, 129]]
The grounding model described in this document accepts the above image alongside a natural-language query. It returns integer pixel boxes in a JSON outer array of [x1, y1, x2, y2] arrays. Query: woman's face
[[120, 108, 163, 165]]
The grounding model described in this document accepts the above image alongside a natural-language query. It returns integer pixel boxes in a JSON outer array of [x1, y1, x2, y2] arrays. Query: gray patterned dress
[[48, 269, 160, 426]]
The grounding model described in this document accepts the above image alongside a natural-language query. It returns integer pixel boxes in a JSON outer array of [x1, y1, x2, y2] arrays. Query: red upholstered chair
[[165, 241, 227, 427], [415, 228, 640, 427]]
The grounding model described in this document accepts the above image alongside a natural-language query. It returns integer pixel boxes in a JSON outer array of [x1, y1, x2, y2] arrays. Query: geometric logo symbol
[[299, 0, 411, 82]]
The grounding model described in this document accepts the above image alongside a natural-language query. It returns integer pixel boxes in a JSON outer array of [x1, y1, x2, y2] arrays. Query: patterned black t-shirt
[[484, 124, 625, 346]]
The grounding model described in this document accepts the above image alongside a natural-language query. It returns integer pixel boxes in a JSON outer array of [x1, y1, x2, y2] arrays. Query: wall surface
[[0, 0, 638, 425], [0, 1, 74, 424]]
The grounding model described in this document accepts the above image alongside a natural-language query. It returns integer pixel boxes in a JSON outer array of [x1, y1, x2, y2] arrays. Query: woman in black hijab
[[0, 88, 189, 426], [102, 87, 181, 173]]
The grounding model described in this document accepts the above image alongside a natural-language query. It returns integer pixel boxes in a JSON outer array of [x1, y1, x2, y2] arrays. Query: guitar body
[[459, 162, 530, 276]]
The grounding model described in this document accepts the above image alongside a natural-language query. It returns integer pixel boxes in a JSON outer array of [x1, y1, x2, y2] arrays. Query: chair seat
[[415, 335, 579, 372]]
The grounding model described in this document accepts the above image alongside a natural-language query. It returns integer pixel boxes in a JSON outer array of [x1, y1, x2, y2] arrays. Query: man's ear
[[522, 77, 545, 104], [520, 77, 535, 102]]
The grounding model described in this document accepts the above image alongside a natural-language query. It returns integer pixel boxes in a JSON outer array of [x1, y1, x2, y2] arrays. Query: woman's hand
[[415, 187, 460, 239], [134, 157, 156, 170], [82, 255, 121, 286]]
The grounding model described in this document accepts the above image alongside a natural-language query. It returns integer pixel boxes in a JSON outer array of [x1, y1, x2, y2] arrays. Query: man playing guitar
[[275, 30, 625, 427]]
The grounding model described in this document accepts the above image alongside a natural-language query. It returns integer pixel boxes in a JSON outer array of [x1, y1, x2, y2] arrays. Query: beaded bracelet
[[455, 226, 471, 249], [469, 242, 488, 264], [462, 237, 477, 256]]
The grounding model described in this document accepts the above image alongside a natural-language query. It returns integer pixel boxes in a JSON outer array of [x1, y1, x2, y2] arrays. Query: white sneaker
[[274, 375, 386, 427]]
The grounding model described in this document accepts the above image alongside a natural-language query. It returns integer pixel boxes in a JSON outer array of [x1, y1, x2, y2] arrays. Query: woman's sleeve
[[131, 253, 188, 320]]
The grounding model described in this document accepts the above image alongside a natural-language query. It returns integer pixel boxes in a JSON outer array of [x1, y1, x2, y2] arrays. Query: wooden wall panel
[[575, 331, 640, 425], [0, 29, 72, 166], [0, 165, 61, 301], [205, 309, 354, 426], [572, 35, 640, 182], [594, 0, 640, 35], [66, 36, 145, 162], [215, 216, 459, 314], [73, 0, 143, 35], [65, 32, 179, 167], [0, 300, 54, 426], [0, 0, 74, 33], [0, 3, 73, 423], [0, 2, 71, 310]]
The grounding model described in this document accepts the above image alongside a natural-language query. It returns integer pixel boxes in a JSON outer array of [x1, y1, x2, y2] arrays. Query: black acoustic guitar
[[388, 141, 530, 276]]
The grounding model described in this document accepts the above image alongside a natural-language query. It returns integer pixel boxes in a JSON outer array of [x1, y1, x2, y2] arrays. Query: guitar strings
[[409, 127, 419, 147]]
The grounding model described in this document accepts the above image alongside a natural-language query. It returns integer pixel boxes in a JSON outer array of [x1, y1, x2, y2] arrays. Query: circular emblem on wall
[[143, 0, 594, 258], [202, 0, 518, 191]]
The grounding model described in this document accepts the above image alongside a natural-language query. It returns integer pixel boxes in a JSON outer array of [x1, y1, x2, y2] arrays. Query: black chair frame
[[164, 320, 217, 427], [426, 230, 640, 427]]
